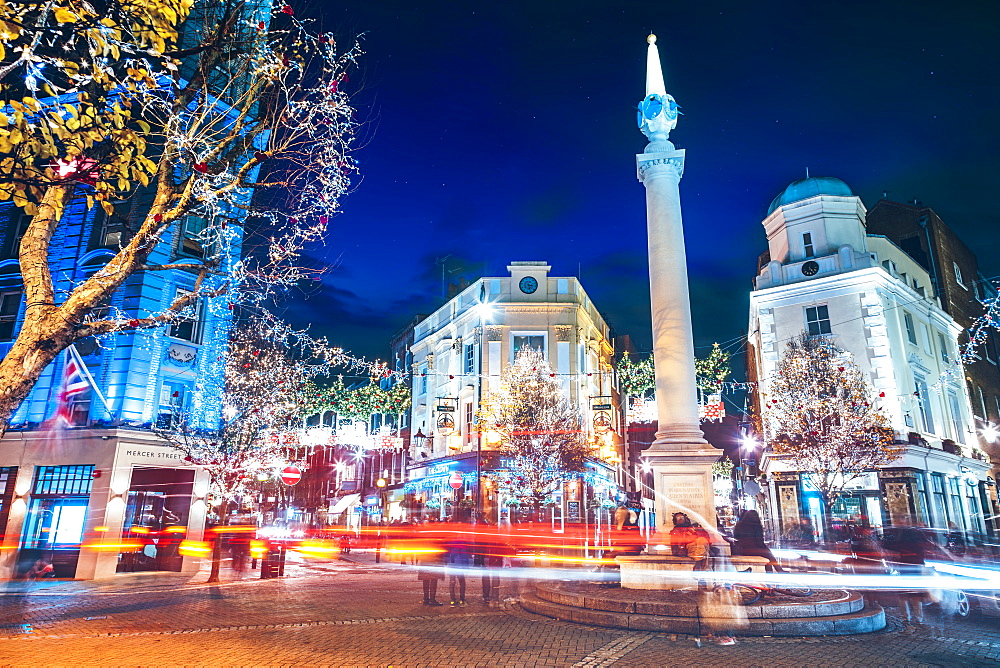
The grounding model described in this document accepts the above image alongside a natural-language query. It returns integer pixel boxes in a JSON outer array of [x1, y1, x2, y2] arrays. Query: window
[[464, 343, 475, 374], [931, 473, 949, 526], [419, 365, 428, 395], [802, 232, 815, 259], [912, 278, 924, 296], [512, 334, 545, 357], [921, 323, 933, 354], [7, 211, 30, 258], [938, 333, 950, 363], [986, 332, 998, 364], [156, 381, 189, 429], [557, 278, 569, 294], [32, 465, 95, 495], [915, 378, 935, 434], [903, 312, 917, 345], [805, 305, 831, 337], [96, 209, 131, 248], [954, 262, 966, 289], [179, 216, 208, 258], [882, 260, 897, 276], [167, 290, 203, 344], [0, 289, 21, 340], [947, 391, 964, 441], [464, 401, 474, 447]]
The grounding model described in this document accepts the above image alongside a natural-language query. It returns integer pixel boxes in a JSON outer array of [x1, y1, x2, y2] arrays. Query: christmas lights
[[479, 348, 591, 517], [764, 334, 903, 509]]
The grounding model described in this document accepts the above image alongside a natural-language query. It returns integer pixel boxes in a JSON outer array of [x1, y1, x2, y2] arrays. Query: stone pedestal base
[[645, 442, 723, 534], [616, 555, 770, 590]]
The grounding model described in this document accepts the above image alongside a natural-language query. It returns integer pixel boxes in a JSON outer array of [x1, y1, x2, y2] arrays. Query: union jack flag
[[61, 352, 90, 399]]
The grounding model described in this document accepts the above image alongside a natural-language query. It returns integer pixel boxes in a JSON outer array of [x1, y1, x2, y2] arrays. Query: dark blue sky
[[280, 0, 1000, 369]]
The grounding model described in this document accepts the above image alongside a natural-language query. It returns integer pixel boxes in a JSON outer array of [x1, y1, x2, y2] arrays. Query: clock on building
[[519, 276, 538, 294], [801, 260, 820, 276]]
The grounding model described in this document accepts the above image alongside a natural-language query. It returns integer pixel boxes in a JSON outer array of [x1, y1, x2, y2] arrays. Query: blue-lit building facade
[[0, 0, 273, 578], [0, 187, 237, 579]]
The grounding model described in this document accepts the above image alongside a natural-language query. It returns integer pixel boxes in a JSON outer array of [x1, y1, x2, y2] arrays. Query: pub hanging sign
[[436, 413, 456, 435]]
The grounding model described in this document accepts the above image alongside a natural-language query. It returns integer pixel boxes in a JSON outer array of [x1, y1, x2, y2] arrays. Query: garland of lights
[[301, 378, 410, 421], [962, 294, 1000, 364]]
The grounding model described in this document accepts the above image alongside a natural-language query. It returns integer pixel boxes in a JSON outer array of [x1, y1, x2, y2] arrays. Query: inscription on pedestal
[[657, 472, 712, 528]]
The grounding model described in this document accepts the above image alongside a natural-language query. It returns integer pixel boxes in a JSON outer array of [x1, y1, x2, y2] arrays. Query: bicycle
[[733, 581, 813, 605]]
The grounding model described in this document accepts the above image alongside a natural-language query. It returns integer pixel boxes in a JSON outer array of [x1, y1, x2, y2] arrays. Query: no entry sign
[[449, 471, 463, 489], [280, 465, 302, 486]]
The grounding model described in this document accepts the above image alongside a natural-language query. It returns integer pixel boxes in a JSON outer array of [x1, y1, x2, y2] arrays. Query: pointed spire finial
[[645, 34, 666, 97], [638, 33, 677, 142]]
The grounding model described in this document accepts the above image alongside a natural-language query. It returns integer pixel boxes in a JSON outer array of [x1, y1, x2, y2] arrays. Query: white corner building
[[405, 262, 622, 526], [748, 177, 995, 541]]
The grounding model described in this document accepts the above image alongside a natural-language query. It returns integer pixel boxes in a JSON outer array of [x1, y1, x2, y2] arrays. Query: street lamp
[[376, 477, 387, 523], [981, 423, 999, 444]]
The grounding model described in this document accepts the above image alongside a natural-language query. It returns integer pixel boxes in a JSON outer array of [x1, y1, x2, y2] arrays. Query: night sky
[[278, 0, 1000, 372]]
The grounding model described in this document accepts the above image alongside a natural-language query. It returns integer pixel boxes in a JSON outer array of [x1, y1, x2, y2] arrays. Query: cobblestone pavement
[[1, 550, 999, 667]]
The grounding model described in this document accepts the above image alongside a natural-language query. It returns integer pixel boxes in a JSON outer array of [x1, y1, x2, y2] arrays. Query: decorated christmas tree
[[479, 348, 590, 521], [764, 334, 902, 526], [160, 313, 345, 582]]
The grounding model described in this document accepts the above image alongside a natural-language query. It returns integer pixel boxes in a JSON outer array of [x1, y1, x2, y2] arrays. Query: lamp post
[[410, 429, 427, 521], [473, 299, 493, 525], [376, 476, 387, 523]]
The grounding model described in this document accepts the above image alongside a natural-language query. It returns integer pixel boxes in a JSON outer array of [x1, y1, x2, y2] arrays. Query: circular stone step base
[[520, 588, 885, 637]]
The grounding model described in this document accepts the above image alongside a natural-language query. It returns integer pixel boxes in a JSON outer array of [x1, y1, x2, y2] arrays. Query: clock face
[[801, 260, 820, 276], [518, 276, 539, 294]]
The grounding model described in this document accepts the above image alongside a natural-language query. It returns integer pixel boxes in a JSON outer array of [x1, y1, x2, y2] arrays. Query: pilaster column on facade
[[0, 464, 33, 580]]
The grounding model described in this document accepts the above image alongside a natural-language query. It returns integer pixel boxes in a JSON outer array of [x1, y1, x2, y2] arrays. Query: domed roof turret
[[767, 177, 853, 215]]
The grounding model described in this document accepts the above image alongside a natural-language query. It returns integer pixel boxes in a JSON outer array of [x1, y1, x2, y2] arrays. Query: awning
[[330, 493, 360, 515]]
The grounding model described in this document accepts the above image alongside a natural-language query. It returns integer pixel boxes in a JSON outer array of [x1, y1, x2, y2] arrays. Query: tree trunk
[[0, 314, 77, 435], [207, 498, 229, 583]]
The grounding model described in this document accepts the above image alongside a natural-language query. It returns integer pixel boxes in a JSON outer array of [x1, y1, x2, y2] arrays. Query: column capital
[[636, 148, 685, 184]]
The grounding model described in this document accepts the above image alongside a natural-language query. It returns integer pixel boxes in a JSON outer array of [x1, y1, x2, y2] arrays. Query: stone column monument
[[636, 35, 722, 534]]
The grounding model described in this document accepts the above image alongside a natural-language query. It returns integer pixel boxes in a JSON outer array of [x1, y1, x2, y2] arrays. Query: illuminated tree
[[695, 342, 731, 394], [160, 313, 350, 582], [616, 351, 654, 398], [479, 348, 590, 521], [0, 0, 360, 433], [764, 334, 903, 524]]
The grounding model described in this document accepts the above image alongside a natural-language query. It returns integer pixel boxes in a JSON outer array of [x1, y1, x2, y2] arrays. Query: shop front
[[764, 444, 992, 546], [0, 428, 210, 580]]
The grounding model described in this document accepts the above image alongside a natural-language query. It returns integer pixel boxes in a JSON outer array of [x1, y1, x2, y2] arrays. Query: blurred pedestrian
[[24, 558, 53, 581], [731, 510, 784, 573], [886, 518, 933, 625], [445, 534, 472, 606], [476, 522, 505, 605], [416, 528, 445, 606], [374, 528, 385, 564], [787, 517, 816, 549], [668, 512, 696, 557]]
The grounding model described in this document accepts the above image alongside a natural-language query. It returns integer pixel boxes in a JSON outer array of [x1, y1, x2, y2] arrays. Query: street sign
[[449, 471, 463, 489], [279, 465, 302, 486]]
